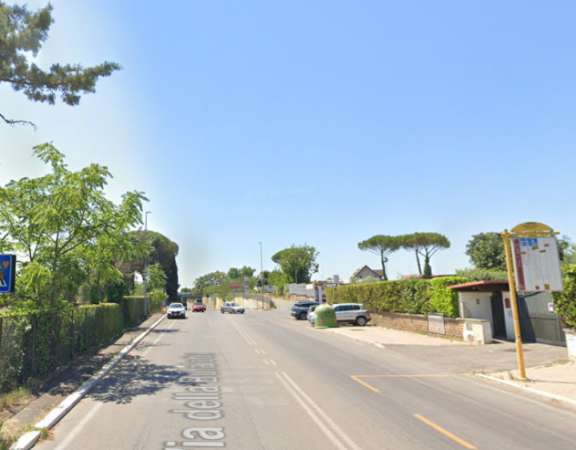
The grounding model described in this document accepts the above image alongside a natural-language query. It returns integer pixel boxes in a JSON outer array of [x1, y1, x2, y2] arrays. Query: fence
[[0, 297, 153, 393]]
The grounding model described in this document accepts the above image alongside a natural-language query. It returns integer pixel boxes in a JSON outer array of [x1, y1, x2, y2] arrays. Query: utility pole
[[258, 241, 263, 274], [144, 211, 151, 295]]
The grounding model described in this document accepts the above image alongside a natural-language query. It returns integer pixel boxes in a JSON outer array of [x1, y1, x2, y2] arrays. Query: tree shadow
[[86, 355, 187, 404]]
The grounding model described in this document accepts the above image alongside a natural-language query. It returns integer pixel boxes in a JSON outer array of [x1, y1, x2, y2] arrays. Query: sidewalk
[[328, 324, 464, 347], [0, 313, 164, 446], [480, 360, 576, 407], [326, 324, 568, 373]]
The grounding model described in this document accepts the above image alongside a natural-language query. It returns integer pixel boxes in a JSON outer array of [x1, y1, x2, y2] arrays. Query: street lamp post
[[144, 211, 151, 295]]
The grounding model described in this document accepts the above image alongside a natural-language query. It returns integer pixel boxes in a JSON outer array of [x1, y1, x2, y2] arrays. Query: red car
[[192, 303, 206, 313]]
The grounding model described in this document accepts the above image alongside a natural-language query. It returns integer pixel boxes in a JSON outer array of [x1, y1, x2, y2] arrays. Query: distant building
[[351, 265, 383, 282]]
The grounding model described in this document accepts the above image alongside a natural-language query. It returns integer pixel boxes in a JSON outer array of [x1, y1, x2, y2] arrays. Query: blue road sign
[[0, 255, 16, 294]]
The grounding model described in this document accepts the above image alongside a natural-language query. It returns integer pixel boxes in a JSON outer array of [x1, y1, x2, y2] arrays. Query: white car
[[167, 302, 187, 319], [308, 303, 370, 327], [220, 302, 245, 314], [333, 303, 370, 326]]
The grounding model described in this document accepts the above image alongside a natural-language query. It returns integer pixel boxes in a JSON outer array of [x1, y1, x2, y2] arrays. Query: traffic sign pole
[[502, 230, 527, 381]]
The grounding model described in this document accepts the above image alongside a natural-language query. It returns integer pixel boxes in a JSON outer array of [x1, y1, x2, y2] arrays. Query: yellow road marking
[[356, 373, 455, 378], [414, 414, 477, 450], [350, 375, 381, 394]]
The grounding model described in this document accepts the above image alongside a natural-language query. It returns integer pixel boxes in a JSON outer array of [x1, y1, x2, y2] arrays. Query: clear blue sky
[[2, 1, 575, 286]]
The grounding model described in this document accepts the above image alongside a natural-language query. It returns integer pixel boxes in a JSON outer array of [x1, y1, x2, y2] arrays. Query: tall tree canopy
[[399, 233, 450, 277], [228, 266, 255, 279], [124, 230, 180, 301], [0, 144, 145, 305], [466, 232, 506, 270], [192, 271, 230, 299], [466, 232, 572, 270], [357, 235, 400, 281], [272, 245, 318, 283], [0, 2, 119, 127]]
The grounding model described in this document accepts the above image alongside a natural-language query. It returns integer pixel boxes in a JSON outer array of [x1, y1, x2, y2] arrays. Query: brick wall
[[370, 312, 464, 340]]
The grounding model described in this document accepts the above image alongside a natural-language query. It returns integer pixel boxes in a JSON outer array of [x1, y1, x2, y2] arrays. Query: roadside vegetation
[[0, 147, 179, 444]]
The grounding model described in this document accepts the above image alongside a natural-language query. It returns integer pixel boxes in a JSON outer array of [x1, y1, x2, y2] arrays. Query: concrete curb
[[10, 314, 166, 450], [477, 373, 576, 408]]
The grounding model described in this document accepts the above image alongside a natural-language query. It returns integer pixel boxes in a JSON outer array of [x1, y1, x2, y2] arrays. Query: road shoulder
[[1, 313, 165, 450]]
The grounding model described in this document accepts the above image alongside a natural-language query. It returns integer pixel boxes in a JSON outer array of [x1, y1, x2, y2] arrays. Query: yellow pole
[[502, 231, 527, 381]]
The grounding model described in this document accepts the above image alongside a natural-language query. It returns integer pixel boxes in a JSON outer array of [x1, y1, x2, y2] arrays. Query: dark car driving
[[291, 300, 319, 320]]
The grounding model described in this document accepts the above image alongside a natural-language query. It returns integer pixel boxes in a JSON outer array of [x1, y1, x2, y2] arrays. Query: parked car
[[333, 303, 370, 326], [220, 302, 245, 314], [167, 302, 187, 319], [192, 303, 206, 313], [291, 300, 319, 320], [307, 304, 318, 326]]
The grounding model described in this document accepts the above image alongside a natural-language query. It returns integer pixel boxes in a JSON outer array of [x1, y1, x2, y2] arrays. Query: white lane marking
[[51, 319, 175, 449], [275, 372, 348, 450], [263, 359, 271, 366], [277, 371, 361, 450], [53, 402, 104, 450], [226, 316, 257, 346], [269, 359, 278, 367]]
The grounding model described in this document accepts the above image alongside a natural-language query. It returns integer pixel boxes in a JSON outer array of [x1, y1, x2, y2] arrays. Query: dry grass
[[0, 388, 32, 414], [0, 387, 35, 449]]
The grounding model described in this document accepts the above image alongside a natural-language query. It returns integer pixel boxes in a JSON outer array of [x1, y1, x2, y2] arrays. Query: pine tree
[[0, 2, 119, 127]]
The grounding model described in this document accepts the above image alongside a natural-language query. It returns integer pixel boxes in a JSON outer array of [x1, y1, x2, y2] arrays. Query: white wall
[[459, 292, 493, 326], [502, 291, 514, 340]]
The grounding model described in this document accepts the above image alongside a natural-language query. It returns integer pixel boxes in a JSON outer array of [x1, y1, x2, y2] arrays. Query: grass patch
[[0, 388, 32, 413]]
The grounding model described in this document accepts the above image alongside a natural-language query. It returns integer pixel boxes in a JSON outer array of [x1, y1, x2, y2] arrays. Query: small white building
[[450, 280, 566, 346]]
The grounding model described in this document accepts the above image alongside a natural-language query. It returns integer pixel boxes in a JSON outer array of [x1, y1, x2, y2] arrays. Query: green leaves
[[553, 265, 576, 329], [356, 233, 450, 278], [0, 2, 120, 126], [0, 144, 146, 306], [271, 245, 319, 283], [357, 235, 401, 280], [147, 264, 167, 292], [465, 232, 506, 270], [326, 276, 467, 318]]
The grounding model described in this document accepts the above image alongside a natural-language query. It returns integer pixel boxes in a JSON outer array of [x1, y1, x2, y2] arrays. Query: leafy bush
[[149, 290, 166, 314], [554, 264, 576, 329], [428, 277, 468, 317], [455, 267, 508, 281], [74, 304, 124, 352], [121, 296, 150, 328], [0, 303, 124, 392], [326, 277, 469, 318]]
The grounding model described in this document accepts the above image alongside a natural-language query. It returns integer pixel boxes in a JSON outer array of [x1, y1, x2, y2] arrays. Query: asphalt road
[[36, 304, 576, 450]]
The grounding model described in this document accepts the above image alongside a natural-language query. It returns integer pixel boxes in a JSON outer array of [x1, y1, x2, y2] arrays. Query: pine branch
[[0, 112, 36, 129]]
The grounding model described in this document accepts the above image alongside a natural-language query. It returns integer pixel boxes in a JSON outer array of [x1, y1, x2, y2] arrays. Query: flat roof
[[449, 280, 509, 292]]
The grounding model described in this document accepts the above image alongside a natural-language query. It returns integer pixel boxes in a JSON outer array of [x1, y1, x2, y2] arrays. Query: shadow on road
[[87, 355, 186, 404]]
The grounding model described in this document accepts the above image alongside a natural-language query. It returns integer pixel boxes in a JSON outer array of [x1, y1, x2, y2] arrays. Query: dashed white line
[[227, 317, 257, 346]]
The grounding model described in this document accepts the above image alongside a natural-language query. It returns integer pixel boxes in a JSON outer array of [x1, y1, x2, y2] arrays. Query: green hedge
[[149, 290, 166, 314], [326, 277, 468, 318], [554, 265, 576, 329], [121, 296, 150, 328], [0, 303, 125, 392], [74, 304, 125, 352]]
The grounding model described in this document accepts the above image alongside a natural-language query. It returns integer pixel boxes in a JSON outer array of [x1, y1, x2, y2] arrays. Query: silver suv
[[333, 303, 370, 326]]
